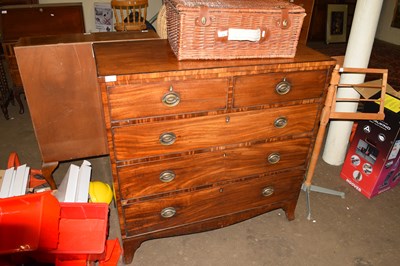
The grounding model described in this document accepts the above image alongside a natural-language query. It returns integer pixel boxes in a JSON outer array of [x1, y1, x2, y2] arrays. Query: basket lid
[[169, 0, 305, 13]]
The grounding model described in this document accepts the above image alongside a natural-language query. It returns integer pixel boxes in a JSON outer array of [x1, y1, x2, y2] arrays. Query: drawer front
[[113, 103, 319, 160], [224, 138, 312, 179], [118, 151, 224, 200], [233, 70, 326, 107], [118, 138, 311, 200], [123, 169, 304, 237], [107, 78, 228, 120]]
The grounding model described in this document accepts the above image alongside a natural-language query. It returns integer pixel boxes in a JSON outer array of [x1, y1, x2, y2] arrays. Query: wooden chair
[[111, 0, 148, 31], [0, 59, 12, 120], [2, 42, 25, 115]]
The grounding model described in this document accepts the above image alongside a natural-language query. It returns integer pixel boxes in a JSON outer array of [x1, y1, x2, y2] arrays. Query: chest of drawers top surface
[[93, 39, 334, 77]]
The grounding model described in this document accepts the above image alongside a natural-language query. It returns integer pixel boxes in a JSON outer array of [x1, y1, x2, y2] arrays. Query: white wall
[[376, 0, 400, 45], [39, 0, 162, 33]]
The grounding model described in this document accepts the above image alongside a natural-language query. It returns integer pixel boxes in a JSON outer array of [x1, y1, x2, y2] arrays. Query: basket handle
[[216, 27, 270, 43]]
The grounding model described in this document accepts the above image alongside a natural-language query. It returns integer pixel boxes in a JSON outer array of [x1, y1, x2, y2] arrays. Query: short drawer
[[118, 138, 311, 200], [233, 70, 327, 107], [112, 103, 319, 160], [123, 169, 304, 237], [107, 78, 228, 120]]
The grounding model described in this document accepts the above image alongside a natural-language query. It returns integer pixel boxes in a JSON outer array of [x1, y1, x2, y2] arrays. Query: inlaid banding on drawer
[[233, 70, 326, 107], [123, 169, 304, 237], [107, 78, 228, 120], [112, 103, 319, 161], [118, 138, 311, 200]]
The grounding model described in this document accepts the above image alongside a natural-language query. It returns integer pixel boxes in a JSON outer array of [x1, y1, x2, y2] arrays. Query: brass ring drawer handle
[[159, 132, 176, 145], [161, 207, 176, 218], [262, 186, 275, 197], [275, 79, 291, 95], [274, 117, 288, 128], [267, 153, 281, 164], [162, 91, 180, 107], [159, 170, 176, 183]]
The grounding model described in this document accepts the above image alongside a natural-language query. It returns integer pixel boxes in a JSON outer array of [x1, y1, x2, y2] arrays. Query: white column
[[322, 0, 384, 166]]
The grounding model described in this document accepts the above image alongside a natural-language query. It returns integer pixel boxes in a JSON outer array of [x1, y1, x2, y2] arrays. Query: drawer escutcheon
[[159, 170, 176, 183], [161, 207, 176, 218], [159, 132, 176, 145], [261, 186, 275, 197]]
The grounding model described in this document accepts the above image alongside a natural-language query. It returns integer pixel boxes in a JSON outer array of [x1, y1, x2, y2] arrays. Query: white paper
[[95, 2, 113, 32], [0, 168, 15, 198], [12, 164, 29, 196], [75, 160, 92, 202], [55, 164, 80, 202]]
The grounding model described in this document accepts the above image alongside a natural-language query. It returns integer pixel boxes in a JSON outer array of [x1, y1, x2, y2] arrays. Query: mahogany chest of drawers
[[93, 39, 335, 264]]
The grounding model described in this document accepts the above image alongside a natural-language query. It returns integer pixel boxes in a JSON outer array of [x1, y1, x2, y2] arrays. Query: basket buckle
[[195, 5, 211, 26], [276, 7, 291, 29]]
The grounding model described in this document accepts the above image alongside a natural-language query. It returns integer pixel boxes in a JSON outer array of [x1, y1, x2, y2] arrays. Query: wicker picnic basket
[[165, 0, 306, 60]]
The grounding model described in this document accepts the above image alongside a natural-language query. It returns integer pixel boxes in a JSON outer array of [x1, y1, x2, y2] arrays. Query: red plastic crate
[[0, 191, 60, 254], [33, 202, 109, 262]]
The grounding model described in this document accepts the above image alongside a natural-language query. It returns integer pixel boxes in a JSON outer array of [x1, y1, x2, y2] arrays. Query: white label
[[227, 28, 261, 42], [217, 30, 228, 38], [105, 75, 117, 82], [1, 10, 7, 14]]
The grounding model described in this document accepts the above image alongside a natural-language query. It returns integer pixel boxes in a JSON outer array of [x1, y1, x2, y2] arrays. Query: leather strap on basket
[[276, 8, 291, 29], [195, 5, 211, 26]]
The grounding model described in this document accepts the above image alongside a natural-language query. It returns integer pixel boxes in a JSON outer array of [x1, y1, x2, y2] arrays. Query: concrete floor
[[1, 104, 399, 266]]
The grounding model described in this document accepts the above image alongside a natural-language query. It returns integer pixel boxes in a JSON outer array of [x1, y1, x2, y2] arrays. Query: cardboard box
[[340, 81, 400, 198]]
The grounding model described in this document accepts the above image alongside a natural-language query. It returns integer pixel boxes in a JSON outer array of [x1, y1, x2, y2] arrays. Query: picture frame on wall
[[326, 4, 348, 44], [391, 0, 400, 29]]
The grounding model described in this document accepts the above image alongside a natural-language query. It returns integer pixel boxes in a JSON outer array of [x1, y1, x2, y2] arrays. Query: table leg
[[13, 86, 24, 114], [42, 161, 59, 190], [1, 102, 10, 120], [123, 240, 143, 264]]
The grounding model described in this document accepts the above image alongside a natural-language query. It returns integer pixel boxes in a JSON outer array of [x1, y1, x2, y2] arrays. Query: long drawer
[[107, 78, 229, 120], [112, 103, 319, 161], [233, 70, 327, 107], [118, 138, 311, 200], [123, 169, 305, 237]]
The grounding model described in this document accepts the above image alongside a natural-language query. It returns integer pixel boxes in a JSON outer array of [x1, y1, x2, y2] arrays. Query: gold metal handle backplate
[[161, 207, 176, 218], [275, 78, 291, 95], [159, 132, 176, 145], [262, 186, 274, 197], [162, 91, 180, 107], [274, 117, 288, 128], [267, 153, 281, 164], [159, 170, 176, 183]]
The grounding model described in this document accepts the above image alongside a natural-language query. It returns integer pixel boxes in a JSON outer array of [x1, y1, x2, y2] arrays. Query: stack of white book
[[0, 164, 30, 198], [0, 160, 92, 202], [55, 160, 92, 203]]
